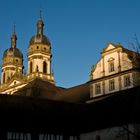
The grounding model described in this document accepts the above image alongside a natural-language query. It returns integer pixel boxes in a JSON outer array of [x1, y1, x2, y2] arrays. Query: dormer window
[[108, 58, 115, 72]]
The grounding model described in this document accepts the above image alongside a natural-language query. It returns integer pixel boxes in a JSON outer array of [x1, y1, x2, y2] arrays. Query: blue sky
[[0, 0, 140, 87]]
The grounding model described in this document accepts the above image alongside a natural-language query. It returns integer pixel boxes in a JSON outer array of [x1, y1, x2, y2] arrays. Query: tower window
[[3, 73, 5, 84], [95, 83, 101, 95], [109, 79, 115, 91], [43, 61, 47, 73], [36, 65, 39, 72], [37, 46, 39, 49], [44, 47, 46, 51], [30, 62, 33, 73], [16, 59, 18, 63], [124, 75, 131, 87]]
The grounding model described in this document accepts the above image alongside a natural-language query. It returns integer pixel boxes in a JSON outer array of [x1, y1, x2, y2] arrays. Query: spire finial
[[11, 22, 17, 48], [39, 9, 42, 19], [37, 9, 44, 35], [13, 22, 16, 34]]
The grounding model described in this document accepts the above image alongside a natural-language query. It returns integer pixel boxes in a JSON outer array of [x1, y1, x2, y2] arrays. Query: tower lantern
[[27, 12, 54, 83], [1, 25, 23, 84]]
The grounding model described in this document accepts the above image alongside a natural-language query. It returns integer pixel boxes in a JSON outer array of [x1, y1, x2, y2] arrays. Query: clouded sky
[[0, 0, 140, 87]]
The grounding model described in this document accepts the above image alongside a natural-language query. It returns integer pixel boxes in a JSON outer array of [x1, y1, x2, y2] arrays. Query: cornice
[[88, 68, 140, 84]]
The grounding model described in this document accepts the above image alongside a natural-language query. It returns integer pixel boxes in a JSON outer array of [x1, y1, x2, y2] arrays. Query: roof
[[3, 47, 23, 59], [29, 34, 51, 46], [0, 86, 140, 134], [14, 78, 90, 103], [55, 83, 90, 103], [14, 78, 62, 100]]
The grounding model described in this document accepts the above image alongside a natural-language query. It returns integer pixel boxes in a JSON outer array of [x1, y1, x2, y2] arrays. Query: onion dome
[[3, 26, 23, 60], [29, 12, 51, 46], [3, 47, 23, 59], [29, 34, 51, 46]]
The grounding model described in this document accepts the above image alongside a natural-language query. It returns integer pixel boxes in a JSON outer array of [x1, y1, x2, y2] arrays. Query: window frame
[[108, 58, 115, 73], [95, 83, 101, 95], [109, 79, 115, 91], [124, 75, 131, 87]]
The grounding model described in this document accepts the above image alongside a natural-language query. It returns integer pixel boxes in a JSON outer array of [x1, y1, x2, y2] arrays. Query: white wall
[[90, 44, 138, 98], [93, 60, 103, 79], [104, 51, 119, 76], [121, 52, 133, 71]]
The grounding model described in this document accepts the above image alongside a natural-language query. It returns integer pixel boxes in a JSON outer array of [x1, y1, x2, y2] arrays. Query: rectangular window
[[109, 79, 115, 91], [124, 75, 131, 87], [109, 61, 115, 72], [95, 83, 101, 95]]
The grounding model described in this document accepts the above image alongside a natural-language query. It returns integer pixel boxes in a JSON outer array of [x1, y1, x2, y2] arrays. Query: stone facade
[[90, 43, 140, 98], [0, 15, 54, 94]]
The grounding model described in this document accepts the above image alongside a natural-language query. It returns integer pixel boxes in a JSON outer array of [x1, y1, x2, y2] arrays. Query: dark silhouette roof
[[0, 85, 140, 134], [55, 83, 90, 103]]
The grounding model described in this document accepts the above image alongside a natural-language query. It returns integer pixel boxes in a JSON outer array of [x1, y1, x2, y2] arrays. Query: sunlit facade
[[89, 43, 140, 99]]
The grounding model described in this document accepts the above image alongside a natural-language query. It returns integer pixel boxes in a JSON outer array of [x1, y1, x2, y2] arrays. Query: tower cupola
[[1, 25, 23, 84], [27, 12, 54, 83], [29, 11, 50, 46]]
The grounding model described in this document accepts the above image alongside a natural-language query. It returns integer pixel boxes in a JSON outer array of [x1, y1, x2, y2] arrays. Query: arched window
[[3, 73, 5, 84], [30, 61, 32, 73], [43, 61, 47, 73]]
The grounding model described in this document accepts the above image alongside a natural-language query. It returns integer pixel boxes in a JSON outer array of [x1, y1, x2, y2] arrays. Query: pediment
[[104, 43, 116, 52]]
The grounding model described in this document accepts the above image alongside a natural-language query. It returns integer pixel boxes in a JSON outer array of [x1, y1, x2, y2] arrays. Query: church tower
[[27, 13, 54, 83], [1, 26, 23, 84]]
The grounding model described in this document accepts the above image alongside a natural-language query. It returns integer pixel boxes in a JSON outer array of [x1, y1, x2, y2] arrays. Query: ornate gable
[[104, 43, 116, 52]]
